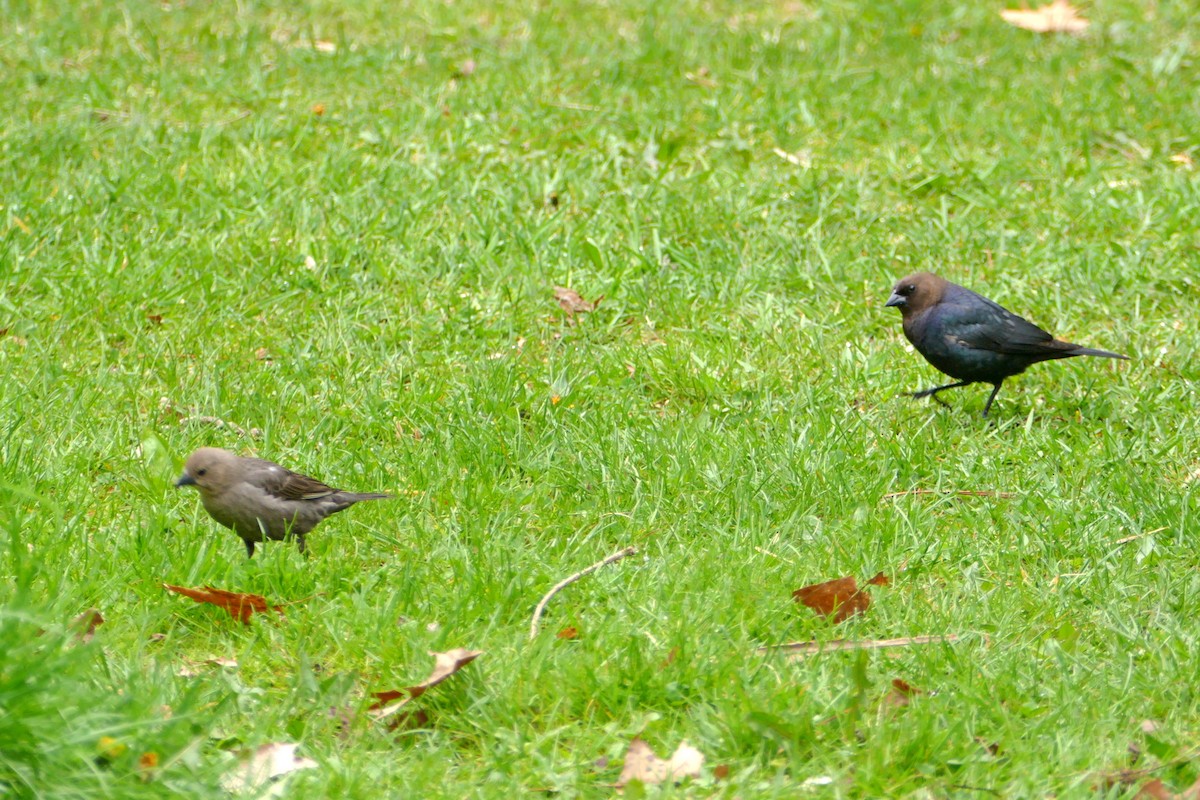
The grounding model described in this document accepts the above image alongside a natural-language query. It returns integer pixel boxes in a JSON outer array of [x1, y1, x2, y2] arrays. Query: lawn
[[2, 0, 1199, 796]]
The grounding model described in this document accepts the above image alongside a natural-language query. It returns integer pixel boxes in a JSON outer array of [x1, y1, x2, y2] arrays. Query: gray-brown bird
[[176, 447, 390, 556], [886, 272, 1129, 417]]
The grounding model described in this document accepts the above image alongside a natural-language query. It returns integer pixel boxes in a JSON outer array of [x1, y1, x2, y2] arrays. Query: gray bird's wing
[[945, 288, 1061, 355], [244, 459, 339, 501]]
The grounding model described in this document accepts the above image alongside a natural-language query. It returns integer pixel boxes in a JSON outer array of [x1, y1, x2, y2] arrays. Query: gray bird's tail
[[341, 492, 392, 503]]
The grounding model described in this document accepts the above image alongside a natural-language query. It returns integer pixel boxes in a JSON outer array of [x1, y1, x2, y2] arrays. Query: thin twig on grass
[[759, 634, 963, 660], [181, 416, 262, 439], [1112, 526, 1167, 546], [880, 489, 1014, 501], [529, 546, 637, 639]]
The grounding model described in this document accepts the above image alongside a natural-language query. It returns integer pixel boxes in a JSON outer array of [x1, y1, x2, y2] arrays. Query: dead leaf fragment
[[138, 752, 158, 781], [884, 678, 924, 708], [1170, 152, 1193, 168], [616, 739, 704, 787], [714, 763, 730, 780], [556, 626, 579, 640], [1134, 778, 1171, 799], [311, 103, 326, 116], [1000, 0, 1088, 33], [254, 347, 272, 361], [794, 576, 870, 622], [163, 584, 280, 624], [369, 648, 482, 721], [221, 742, 317, 794], [313, 40, 337, 53], [554, 286, 602, 316], [866, 572, 890, 587], [71, 608, 104, 643]]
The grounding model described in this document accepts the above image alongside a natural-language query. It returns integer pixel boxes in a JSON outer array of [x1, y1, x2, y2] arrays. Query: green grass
[[2, 0, 1199, 796]]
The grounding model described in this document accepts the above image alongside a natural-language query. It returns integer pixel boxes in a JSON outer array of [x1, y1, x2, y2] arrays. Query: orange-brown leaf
[[71, 608, 105, 643], [794, 576, 870, 623], [369, 648, 483, 720], [884, 678, 924, 709], [554, 286, 602, 315], [163, 584, 277, 624], [556, 626, 579, 640]]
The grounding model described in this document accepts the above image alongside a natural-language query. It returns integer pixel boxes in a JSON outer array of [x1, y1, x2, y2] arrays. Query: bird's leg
[[912, 381, 971, 406], [981, 382, 1004, 418], [296, 534, 307, 555], [244, 539, 256, 558]]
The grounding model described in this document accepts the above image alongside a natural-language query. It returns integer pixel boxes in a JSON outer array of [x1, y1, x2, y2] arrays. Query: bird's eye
[[197, 468, 207, 477], [903, 284, 916, 295]]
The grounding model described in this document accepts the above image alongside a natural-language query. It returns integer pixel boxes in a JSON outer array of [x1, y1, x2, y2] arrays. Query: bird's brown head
[[885, 272, 948, 316], [176, 447, 239, 495]]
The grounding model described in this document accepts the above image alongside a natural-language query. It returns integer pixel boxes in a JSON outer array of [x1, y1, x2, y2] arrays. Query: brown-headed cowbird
[[885, 272, 1129, 417], [176, 447, 390, 556]]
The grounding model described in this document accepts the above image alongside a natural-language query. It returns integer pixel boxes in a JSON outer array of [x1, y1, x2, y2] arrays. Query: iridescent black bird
[[885, 273, 1129, 417]]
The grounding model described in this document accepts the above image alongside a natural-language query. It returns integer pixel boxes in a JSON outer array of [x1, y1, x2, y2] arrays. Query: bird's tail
[[1068, 345, 1130, 360], [343, 492, 392, 502]]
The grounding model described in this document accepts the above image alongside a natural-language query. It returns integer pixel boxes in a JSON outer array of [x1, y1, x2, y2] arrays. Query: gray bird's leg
[[981, 382, 1004, 418], [912, 380, 971, 406], [296, 534, 307, 555], [244, 539, 256, 557]]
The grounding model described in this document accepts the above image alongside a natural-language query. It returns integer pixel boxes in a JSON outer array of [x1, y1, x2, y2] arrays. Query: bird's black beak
[[885, 292, 905, 308], [175, 473, 196, 488]]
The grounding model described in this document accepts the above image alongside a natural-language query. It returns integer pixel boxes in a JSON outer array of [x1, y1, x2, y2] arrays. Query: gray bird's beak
[[885, 292, 905, 308], [175, 473, 196, 488]]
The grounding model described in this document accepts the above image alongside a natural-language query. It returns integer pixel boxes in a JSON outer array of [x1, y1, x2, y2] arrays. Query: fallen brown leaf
[[369, 648, 483, 722], [616, 739, 704, 787], [554, 286, 602, 316], [713, 763, 730, 780], [220, 743, 317, 793], [163, 584, 279, 625], [138, 752, 158, 781], [793, 576, 870, 623], [556, 626, 579, 640], [1137, 778, 1172, 799], [1000, 0, 1088, 33], [71, 608, 104, 643], [884, 678, 923, 709]]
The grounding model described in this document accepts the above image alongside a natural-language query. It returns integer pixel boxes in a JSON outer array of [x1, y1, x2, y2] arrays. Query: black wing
[[943, 287, 1068, 356]]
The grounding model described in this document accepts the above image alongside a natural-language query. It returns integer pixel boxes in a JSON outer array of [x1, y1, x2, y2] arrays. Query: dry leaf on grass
[[554, 286, 603, 316], [793, 576, 873, 622], [883, 678, 924, 709], [556, 626, 580, 640], [616, 739, 704, 787], [71, 608, 104, 643], [163, 584, 281, 625], [1000, 0, 1088, 33], [369, 648, 482, 722], [221, 743, 317, 794]]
